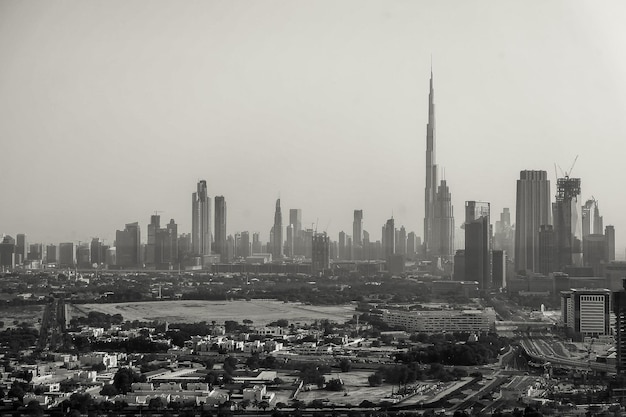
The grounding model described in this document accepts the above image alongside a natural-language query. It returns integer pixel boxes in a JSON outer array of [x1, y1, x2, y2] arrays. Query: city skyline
[[1, 1, 626, 258]]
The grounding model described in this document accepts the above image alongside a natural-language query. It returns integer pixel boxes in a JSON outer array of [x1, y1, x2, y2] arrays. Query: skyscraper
[[432, 179, 455, 257], [514, 170, 552, 273], [273, 199, 283, 259], [538, 225, 557, 275], [338, 231, 347, 260], [192, 180, 212, 257], [58, 242, 77, 268], [397, 226, 407, 255], [494, 208, 514, 258], [285, 224, 294, 258], [90, 238, 104, 266], [116, 222, 141, 268], [582, 198, 603, 237], [384, 218, 396, 258], [465, 201, 491, 290], [353, 210, 363, 246], [15, 233, 27, 265], [240, 231, 251, 258], [423, 70, 438, 255], [214, 196, 227, 261], [553, 177, 583, 270], [606, 225, 616, 262], [146, 214, 160, 266], [312, 233, 330, 275], [46, 244, 57, 264], [0, 236, 16, 269]]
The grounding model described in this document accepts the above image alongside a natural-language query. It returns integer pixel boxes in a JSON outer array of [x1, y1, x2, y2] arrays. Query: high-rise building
[[538, 225, 557, 275], [312, 233, 330, 275], [492, 250, 506, 289], [384, 218, 396, 258], [583, 234, 607, 276], [514, 170, 552, 273], [90, 238, 104, 265], [146, 214, 160, 266], [214, 196, 227, 261], [397, 226, 407, 255], [192, 180, 212, 256], [407, 232, 418, 257], [423, 70, 438, 255], [272, 199, 283, 259], [285, 224, 294, 258], [613, 280, 626, 373], [46, 244, 57, 264], [58, 242, 77, 268], [240, 231, 251, 258], [0, 236, 16, 269], [289, 209, 303, 256], [28, 243, 43, 261], [177, 233, 192, 261], [582, 199, 603, 237], [353, 210, 363, 246], [15, 233, 27, 265], [561, 288, 611, 337], [465, 201, 491, 290], [252, 232, 262, 254], [606, 225, 616, 262], [116, 222, 141, 268], [494, 208, 514, 259], [432, 179, 455, 257], [77, 243, 91, 268], [453, 250, 465, 281], [553, 177, 583, 270], [156, 219, 178, 268], [338, 231, 347, 260]]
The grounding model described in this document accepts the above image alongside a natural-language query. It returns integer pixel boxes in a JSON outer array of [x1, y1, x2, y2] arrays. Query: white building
[[381, 308, 496, 333]]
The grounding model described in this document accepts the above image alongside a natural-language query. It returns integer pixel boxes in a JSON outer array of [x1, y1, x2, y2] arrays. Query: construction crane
[[554, 155, 579, 179]]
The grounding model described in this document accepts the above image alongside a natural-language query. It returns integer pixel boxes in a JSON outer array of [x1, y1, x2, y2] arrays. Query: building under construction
[[553, 177, 583, 270]]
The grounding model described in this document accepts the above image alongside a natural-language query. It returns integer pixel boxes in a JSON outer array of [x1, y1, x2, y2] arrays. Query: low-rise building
[[381, 307, 496, 333]]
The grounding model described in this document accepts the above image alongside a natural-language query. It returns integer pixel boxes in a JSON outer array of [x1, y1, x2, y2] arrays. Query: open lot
[[296, 371, 394, 407], [72, 300, 356, 325], [0, 304, 45, 330]]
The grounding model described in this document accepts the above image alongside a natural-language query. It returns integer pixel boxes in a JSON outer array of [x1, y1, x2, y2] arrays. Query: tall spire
[[423, 69, 438, 254]]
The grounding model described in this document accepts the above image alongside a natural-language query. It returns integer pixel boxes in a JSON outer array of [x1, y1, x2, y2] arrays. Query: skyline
[[1, 1, 626, 258]]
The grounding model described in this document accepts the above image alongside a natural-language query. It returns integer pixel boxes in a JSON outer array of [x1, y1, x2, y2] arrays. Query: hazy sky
[[1, 1, 626, 258]]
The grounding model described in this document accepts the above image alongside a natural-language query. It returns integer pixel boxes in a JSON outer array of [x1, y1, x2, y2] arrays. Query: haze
[[1, 1, 625, 258]]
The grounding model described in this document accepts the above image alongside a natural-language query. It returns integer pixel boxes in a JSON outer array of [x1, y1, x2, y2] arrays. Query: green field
[[0, 304, 45, 329], [72, 299, 356, 325]]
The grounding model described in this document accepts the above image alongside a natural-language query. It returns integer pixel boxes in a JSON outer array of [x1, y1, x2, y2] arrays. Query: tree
[[259, 400, 270, 411], [368, 373, 383, 387], [112, 367, 142, 394], [99, 384, 118, 397], [148, 397, 166, 410], [25, 400, 44, 417], [339, 358, 352, 372], [240, 399, 251, 410], [325, 378, 344, 391]]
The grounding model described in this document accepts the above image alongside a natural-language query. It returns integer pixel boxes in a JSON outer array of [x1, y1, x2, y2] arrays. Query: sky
[[1, 1, 626, 258]]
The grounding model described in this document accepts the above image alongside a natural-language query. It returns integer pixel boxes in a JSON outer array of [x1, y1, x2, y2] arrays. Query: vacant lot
[[296, 371, 393, 407], [0, 304, 45, 329], [72, 300, 356, 325]]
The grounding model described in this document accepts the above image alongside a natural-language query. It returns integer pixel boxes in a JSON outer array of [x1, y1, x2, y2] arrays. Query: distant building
[[453, 250, 465, 281], [583, 234, 607, 276], [289, 209, 303, 256], [146, 214, 160, 266], [192, 180, 212, 257], [492, 250, 506, 289], [514, 170, 551, 273], [353, 210, 363, 247], [382, 307, 496, 333], [613, 280, 626, 373], [28, 243, 43, 261], [606, 225, 616, 262], [239, 231, 251, 259], [383, 218, 395, 259], [396, 226, 407, 255], [46, 244, 57, 263], [0, 236, 16, 268], [432, 179, 455, 258], [553, 177, 583, 270], [494, 208, 514, 260], [465, 201, 491, 290], [77, 243, 91, 268], [116, 222, 141, 268], [214, 196, 227, 262], [15, 233, 27, 265], [538, 225, 557, 275], [58, 242, 77, 268], [90, 238, 104, 265], [582, 199, 603, 237], [272, 199, 283, 259], [432, 280, 479, 298], [311, 233, 330, 275], [561, 288, 611, 338]]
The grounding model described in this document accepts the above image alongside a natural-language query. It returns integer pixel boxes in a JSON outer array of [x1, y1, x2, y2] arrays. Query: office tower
[[397, 226, 407, 255], [192, 180, 212, 256], [286, 225, 294, 257], [453, 250, 465, 281], [252, 232, 262, 254], [346, 235, 353, 261], [582, 199, 603, 237], [384, 218, 396, 258], [302, 229, 313, 258], [514, 170, 552, 273], [465, 201, 491, 290], [226, 235, 235, 261], [432, 179, 455, 257], [614, 280, 626, 373], [214, 196, 227, 261], [289, 209, 303, 256], [240, 231, 251, 258], [353, 210, 363, 246], [272, 199, 283, 259], [492, 250, 506, 289], [46, 244, 57, 263], [146, 214, 160, 265], [106, 247, 116, 266], [58, 242, 77, 268], [15, 233, 27, 265], [538, 225, 557, 274], [0, 236, 16, 268], [115, 222, 141, 268], [494, 208, 514, 258], [553, 177, 583, 270], [407, 232, 417, 257], [561, 289, 611, 337], [583, 234, 607, 276], [77, 243, 91, 268], [423, 70, 438, 255], [90, 238, 104, 265], [606, 225, 616, 262], [155, 219, 178, 268], [28, 244, 43, 261], [166, 219, 178, 264], [177, 233, 192, 260], [338, 231, 347, 260], [312, 233, 330, 275]]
